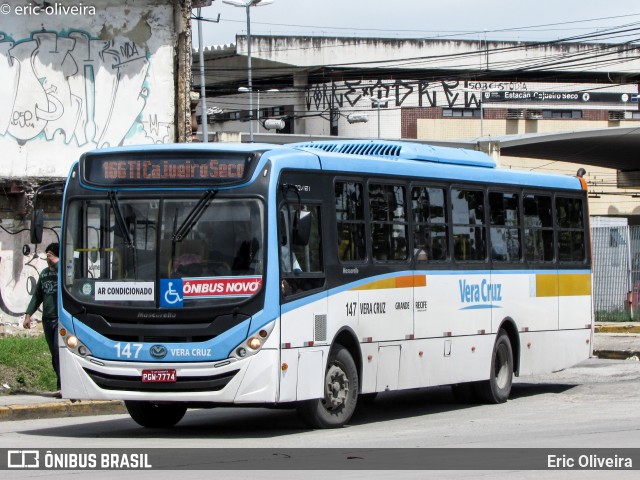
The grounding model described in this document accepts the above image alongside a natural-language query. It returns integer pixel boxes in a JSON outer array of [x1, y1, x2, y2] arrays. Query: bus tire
[[125, 400, 187, 428], [475, 329, 513, 404], [296, 344, 359, 428]]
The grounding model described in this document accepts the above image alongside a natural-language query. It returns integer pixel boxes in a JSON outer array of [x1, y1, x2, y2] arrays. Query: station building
[[194, 35, 640, 218]]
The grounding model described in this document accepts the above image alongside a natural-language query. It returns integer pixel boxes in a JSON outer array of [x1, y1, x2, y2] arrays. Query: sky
[[194, 0, 640, 47]]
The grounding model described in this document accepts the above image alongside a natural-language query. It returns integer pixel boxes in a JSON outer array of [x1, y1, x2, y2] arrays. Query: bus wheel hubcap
[[325, 365, 349, 409]]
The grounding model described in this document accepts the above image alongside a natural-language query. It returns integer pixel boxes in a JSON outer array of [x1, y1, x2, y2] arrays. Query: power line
[[200, 12, 640, 42]]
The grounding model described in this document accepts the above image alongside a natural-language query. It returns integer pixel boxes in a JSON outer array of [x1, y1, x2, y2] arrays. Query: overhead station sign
[[483, 91, 635, 104]]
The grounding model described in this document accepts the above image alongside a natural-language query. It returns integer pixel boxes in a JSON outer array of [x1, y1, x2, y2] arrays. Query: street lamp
[[368, 97, 390, 139], [194, 2, 216, 142], [238, 87, 279, 133], [223, 0, 274, 142], [346, 113, 369, 124]]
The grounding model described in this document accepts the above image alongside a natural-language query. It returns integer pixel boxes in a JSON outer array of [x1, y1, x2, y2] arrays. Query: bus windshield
[[63, 196, 264, 308]]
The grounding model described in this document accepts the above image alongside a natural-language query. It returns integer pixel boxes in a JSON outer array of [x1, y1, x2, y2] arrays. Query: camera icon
[[7, 450, 40, 468]]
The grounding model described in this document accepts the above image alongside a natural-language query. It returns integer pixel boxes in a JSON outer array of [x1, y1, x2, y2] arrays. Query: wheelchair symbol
[[164, 282, 183, 305]]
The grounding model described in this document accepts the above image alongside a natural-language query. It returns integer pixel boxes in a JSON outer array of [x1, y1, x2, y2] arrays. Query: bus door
[[278, 188, 328, 402]]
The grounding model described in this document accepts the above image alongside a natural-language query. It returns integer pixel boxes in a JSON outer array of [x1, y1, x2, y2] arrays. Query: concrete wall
[[0, 0, 181, 324], [0, 221, 59, 326], [0, 0, 177, 179], [245, 36, 640, 77]]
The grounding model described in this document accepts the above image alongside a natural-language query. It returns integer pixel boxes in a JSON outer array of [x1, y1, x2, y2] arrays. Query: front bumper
[[59, 347, 280, 404]]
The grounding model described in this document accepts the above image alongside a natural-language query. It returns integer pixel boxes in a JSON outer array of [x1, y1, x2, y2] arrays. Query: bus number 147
[[115, 342, 143, 359], [346, 302, 357, 317]]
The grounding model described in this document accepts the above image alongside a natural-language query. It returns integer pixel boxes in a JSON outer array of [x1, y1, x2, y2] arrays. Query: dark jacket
[[26, 267, 58, 320]]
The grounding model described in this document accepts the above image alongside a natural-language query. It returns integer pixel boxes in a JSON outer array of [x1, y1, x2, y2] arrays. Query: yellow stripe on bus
[[536, 273, 591, 297], [351, 273, 589, 296], [353, 275, 426, 291]]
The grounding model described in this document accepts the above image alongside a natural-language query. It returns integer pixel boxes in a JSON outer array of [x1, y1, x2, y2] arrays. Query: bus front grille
[[83, 368, 239, 392], [74, 312, 250, 344]]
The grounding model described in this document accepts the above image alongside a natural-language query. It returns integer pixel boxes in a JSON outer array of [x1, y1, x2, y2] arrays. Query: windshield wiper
[[169, 190, 217, 276], [108, 191, 137, 276], [172, 190, 217, 242]]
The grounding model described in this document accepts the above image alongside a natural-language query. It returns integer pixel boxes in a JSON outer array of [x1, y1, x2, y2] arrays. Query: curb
[[0, 400, 126, 422], [593, 349, 640, 361], [594, 325, 640, 334]]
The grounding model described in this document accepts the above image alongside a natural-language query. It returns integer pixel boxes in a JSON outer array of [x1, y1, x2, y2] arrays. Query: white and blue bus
[[46, 140, 592, 428]]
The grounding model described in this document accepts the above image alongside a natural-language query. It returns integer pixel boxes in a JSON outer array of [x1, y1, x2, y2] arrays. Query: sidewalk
[[1, 324, 638, 422]]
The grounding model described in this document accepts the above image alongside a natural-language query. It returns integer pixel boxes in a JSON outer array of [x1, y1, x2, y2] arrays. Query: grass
[[594, 310, 635, 323], [0, 335, 57, 394]]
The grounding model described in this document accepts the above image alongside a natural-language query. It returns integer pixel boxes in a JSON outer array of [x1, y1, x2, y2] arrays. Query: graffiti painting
[[0, 30, 170, 147]]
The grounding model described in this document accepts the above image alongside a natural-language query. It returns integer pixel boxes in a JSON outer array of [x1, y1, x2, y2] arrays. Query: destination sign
[[81, 151, 256, 187]]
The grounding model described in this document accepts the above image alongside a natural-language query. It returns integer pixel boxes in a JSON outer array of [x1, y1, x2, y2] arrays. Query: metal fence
[[592, 225, 640, 322]]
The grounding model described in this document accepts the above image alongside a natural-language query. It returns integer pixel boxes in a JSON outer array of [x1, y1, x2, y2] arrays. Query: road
[[1, 358, 639, 479]]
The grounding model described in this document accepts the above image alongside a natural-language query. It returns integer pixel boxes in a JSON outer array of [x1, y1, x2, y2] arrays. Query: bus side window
[[557, 196, 586, 263], [280, 204, 324, 297], [489, 191, 521, 262], [523, 193, 554, 263], [452, 188, 486, 262], [412, 186, 448, 263], [369, 183, 408, 262], [335, 181, 366, 262]]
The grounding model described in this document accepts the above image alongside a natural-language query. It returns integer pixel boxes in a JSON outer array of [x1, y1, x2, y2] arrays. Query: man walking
[[23, 243, 61, 398]]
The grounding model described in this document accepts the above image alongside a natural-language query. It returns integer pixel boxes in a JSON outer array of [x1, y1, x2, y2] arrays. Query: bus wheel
[[296, 345, 359, 428], [125, 401, 187, 428], [475, 329, 513, 404]]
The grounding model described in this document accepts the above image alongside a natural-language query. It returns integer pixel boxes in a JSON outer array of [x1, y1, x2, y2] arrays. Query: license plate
[[141, 369, 177, 383]]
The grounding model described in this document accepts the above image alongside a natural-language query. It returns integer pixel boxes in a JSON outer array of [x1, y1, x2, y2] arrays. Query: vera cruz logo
[[458, 278, 503, 310], [149, 345, 167, 359]]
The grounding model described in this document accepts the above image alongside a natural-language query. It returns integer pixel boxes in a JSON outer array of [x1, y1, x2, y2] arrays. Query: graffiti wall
[[0, 221, 59, 322], [305, 79, 636, 113], [0, 0, 176, 178], [0, 1, 177, 322]]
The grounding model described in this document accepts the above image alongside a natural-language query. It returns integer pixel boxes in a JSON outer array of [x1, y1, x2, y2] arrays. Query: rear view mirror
[[293, 210, 312, 246], [30, 209, 44, 245]]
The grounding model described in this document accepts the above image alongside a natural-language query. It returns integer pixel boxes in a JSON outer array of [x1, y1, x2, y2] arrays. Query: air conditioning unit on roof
[[526, 110, 543, 120], [506, 109, 524, 119], [609, 111, 625, 121]]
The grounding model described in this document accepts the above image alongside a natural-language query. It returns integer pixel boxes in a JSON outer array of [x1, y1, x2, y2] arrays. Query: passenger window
[[369, 183, 408, 261], [280, 204, 324, 297], [280, 205, 323, 274], [335, 182, 366, 262], [489, 192, 521, 262], [452, 188, 486, 261], [412, 186, 448, 262], [523, 194, 554, 262], [556, 197, 586, 262]]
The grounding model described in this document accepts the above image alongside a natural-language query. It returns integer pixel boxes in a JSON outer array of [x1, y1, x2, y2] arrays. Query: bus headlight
[[60, 329, 93, 357], [66, 336, 79, 349], [231, 320, 275, 360]]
